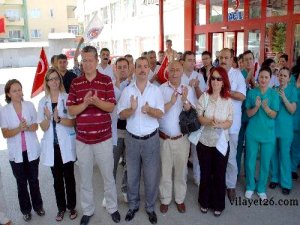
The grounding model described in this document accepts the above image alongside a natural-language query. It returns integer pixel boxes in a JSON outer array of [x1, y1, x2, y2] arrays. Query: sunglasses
[[211, 76, 223, 81]]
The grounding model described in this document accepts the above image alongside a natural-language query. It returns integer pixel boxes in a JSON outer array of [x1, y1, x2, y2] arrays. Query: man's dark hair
[[57, 54, 67, 60], [82, 45, 98, 59], [51, 55, 57, 64], [100, 47, 110, 54], [280, 54, 288, 62], [182, 51, 195, 61], [243, 50, 254, 59], [202, 51, 212, 58], [115, 57, 129, 67]]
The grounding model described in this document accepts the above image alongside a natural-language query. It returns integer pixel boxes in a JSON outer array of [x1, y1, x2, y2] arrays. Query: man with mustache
[[97, 48, 114, 80], [118, 56, 164, 224], [219, 48, 246, 201]]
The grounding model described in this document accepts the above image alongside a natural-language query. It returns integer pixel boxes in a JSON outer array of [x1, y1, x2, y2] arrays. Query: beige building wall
[[27, 0, 79, 42], [0, 0, 80, 42], [0, 0, 25, 41]]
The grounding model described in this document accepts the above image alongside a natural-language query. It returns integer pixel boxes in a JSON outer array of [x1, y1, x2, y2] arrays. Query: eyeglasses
[[47, 77, 60, 82], [211, 76, 223, 81]]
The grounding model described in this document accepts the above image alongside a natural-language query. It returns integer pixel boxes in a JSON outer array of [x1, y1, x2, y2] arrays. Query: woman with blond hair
[[37, 68, 77, 221]]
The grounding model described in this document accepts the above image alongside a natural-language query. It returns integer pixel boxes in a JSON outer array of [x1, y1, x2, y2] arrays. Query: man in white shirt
[[97, 48, 114, 80], [118, 56, 164, 224], [147, 50, 160, 86], [158, 60, 196, 214], [181, 51, 206, 186], [219, 48, 246, 201]]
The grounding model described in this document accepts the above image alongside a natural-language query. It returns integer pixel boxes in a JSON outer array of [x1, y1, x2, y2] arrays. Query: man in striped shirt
[[67, 46, 121, 225]]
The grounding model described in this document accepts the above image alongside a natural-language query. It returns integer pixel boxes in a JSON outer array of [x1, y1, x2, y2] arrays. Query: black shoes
[[23, 213, 32, 222], [36, 208, 45, 216], [80, 214, 93, 225], [292, 172, 298, 180], [125, 208, 139, 221], [146, 211, 157, 224], [282, 188, 290, 195], [111, 211, 121, 223], [269, 182, 278, 189]]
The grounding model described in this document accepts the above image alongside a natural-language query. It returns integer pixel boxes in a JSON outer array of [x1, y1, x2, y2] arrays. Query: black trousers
[[50, 144, 76, 212], [10, 151, 43, 215], [197, 142, 229, 211]]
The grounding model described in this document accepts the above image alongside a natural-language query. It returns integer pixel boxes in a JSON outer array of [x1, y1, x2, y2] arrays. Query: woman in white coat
[[37, 68, 77, 222], [0, 79, 45, 222]]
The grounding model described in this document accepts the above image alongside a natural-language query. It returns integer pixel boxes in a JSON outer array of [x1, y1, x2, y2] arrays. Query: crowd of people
[[0, 38, 299, 225]]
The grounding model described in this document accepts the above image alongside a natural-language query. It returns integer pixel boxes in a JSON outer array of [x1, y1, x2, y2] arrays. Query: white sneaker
[[122, 192, 128, 203], [257, 192, 267, 200], [245, 190, 254, 199], [102, 197, 106, 207]]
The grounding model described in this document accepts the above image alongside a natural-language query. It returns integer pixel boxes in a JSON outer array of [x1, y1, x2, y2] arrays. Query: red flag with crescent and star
[[157, 56, 169, 84], [0, 17, 5, 33], [31, 47, 48, 98]]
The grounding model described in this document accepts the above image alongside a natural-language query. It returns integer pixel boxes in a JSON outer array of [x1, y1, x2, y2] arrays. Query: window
[[195, 34, 206, 55], [196, 0, 206, 25], [265, 23, 286, 59], [5, 9, 20, 21], [266, 0, 287, 17], [50, 9, 54, 18], [248, 30, 260, 60], [228, 0, 244, 21], [124, 0, 136, 18], [210, 0, 223, 23], [30, 9, 41, 18], [9, 30, 21, 38], [110, 1, 121, 23], [67, 6, 75, 18], [249, 0, 261, 18], [295, 0, 300, 13], [68, 25, 79, 35], [293, 24, 300, 64], [30, 29, 41, 38], [100, 7, 109, 24]]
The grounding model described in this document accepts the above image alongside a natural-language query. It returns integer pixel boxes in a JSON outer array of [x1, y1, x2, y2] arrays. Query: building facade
[[185, 0, 300, 66], [81, 0, 184, 58], [0, 0, 80, 42]]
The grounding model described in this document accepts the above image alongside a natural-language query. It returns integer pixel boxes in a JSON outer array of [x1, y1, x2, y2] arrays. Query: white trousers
[[76, 139, 118, 215], [226, 134, 239, 188]]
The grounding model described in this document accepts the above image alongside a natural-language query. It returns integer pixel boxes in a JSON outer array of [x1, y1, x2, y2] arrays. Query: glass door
[[212, 33, 223, 60], [211, 31, 244, 58]]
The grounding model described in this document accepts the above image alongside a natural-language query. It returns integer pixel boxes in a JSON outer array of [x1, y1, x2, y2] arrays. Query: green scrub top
[[293, 86, 300, 131], [245, 87, 279, 142], [275, 85, 298, 138]]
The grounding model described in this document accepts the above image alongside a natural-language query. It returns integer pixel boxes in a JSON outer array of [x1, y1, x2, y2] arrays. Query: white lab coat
[[37, 93, 76, 167], [0, 101, 40, 163]]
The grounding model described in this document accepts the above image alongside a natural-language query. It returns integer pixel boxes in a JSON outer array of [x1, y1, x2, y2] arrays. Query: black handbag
[[179, 107, 201, 135]]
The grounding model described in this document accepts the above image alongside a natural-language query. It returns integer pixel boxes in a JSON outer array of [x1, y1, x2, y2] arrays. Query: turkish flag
[[157, 56, 169, 84], [0, 17, 5, 33], [31, 48, 48, 98]]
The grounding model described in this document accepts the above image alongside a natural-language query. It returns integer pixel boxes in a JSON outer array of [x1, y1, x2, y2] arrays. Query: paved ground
[[1, 150, 300, 225], [0, 67, 299, 225]]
